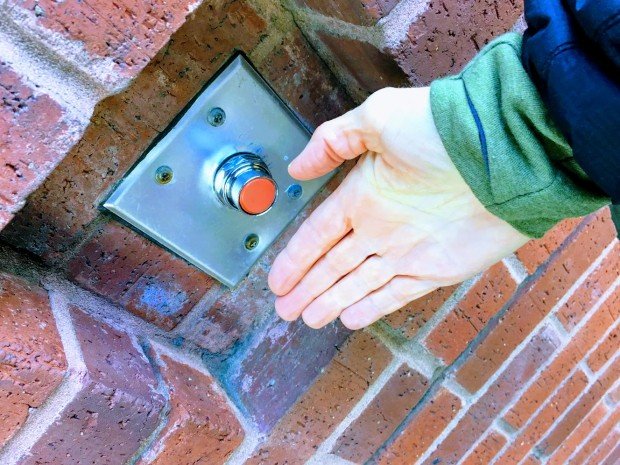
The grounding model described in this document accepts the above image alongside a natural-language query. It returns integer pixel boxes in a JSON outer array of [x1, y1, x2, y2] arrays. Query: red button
[[239, 177, 277, 215]]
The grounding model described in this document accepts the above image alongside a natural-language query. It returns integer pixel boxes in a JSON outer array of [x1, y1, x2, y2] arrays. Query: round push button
[[239, 177, 277, 214], [213, 153, 278, 215]]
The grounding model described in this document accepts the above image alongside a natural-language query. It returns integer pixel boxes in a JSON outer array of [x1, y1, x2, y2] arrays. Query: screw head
[[244, 233, 259, 251], [286, 184, 303, 199], [207, 107, 226, 127], [155, 165, 173, 184]]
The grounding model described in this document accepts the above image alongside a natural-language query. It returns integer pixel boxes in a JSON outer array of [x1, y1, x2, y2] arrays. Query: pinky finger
[[339, 277, 437, 330]]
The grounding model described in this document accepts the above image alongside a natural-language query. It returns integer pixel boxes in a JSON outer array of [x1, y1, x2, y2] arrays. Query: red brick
[[569, 410, 620, 465], [588, 430, 620, 465], [456, 212, 616, 392], [425, 263, 517, 364], [67, 222, 214, 331], [140, 355, 243, 465], [0, 273, 67, 446], [332, 364, 430, 463], [588, 320, 619, 372], [422, 326, 560, 465], [385, 285, 459, 339], [245, 331, 391, 464], [295, 0, 399, 25], [538, 357, 620, 455], [318, 34, 411, 94], [516, 217, 582, 274], [498, 370, 589, 464], [556, 240, 619, 330], [461, 431, 507, 465], [8, 0, 196, 78], [376, 389, 461, 465], [548, 402, 607, 465], [258, 32, 353, 128], [504, 288, 618, 429], [22, 308, 164, 464], [0, 61, 79, 230], [391, 0, 523, 85]]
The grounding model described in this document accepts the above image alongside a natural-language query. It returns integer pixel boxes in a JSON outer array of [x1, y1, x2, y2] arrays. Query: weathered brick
[[245, 331, 391, 464], [318, 34, 411, 94], [461, 431, 507, 465], [8, 0, 197, 78], [0, 61, 80, 230], [548, 402, 607, 465], [422, 326, 560, 465], [456, 212, 616, 392], [295, 0, 399, 25], [538, 357, 620, 455], [603, 445, 620, 465], [229, 315, 351, 432], [139, 355, 243, 465], [504, 287, 618, 429], [22, 308, 164, 465], [67, 222, 214, 331], [332, 364, 430, 463], [391, 0, 523, 85], [515, 217, 582, 274], [498, 370, 589, 464], [0, 273, 67, 446], [569, 410, 620, 465], [425, 263, 517, 364], [588, 430, 620, 465], [376, 388, 461, 465], [385, 285, 458, 339], [256, 31, 353, 128], [556, 240, 619, 330]]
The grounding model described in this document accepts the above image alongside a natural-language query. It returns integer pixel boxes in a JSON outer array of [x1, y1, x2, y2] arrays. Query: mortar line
[[502, 255, 529, 284], [0, 288, 86, 464], [306, 359, 401, 462], [0, 5, 113, 119], [556, 382, 620, 465], [492, 343, 620, 465], [481, 283, 620, 464], [578, 414, 620, 465], [410, 250, 619, 465]]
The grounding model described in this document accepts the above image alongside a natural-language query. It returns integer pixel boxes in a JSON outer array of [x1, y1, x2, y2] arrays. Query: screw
[[207, 107, 226, 127], [286, 184, 303, 199], [244, 233, 259, 251], [155, 165, 173, 184]]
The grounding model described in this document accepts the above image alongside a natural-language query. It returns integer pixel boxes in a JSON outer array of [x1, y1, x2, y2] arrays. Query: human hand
[[268, 87, 528, 330]]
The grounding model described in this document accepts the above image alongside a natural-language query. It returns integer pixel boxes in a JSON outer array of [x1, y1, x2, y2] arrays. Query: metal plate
[[103, 54, 331, 287]]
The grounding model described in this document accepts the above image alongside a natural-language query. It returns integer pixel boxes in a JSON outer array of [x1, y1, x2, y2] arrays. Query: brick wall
[[0, 1, 618, 464]]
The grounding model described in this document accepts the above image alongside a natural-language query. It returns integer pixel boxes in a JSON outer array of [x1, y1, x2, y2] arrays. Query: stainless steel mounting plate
[[103, 55, 331, 287]]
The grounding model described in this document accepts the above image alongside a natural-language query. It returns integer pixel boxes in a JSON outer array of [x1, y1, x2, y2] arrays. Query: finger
[[274, 232, 374, 321], [268, 190, 350, 296], [301, 256, 391, 329], [288, 107, 374, 180], [339, 278, 437, 330]]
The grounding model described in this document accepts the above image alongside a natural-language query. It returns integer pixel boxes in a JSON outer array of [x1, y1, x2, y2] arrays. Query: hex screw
[[286, 184, 303, 199], [155, 165, 173, 184], [244, 233, 259, 251], [207, 107, 226, 127]]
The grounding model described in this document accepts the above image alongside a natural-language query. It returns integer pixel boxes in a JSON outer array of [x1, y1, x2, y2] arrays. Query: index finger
[[268, 188, 350, 296]]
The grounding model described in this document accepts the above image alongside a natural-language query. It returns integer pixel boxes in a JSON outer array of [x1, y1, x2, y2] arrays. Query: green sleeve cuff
[[430, 33, 610, 238]]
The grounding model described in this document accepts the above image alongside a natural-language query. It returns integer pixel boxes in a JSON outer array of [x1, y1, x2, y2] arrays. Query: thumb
[[288, 107, 378, 180]]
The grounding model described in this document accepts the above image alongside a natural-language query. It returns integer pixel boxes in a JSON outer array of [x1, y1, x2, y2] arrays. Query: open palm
[[268, 87, 528, 330]]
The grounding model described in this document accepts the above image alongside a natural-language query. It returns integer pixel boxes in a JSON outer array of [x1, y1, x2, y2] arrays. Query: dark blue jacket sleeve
[[522, 0, 620, 232]]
